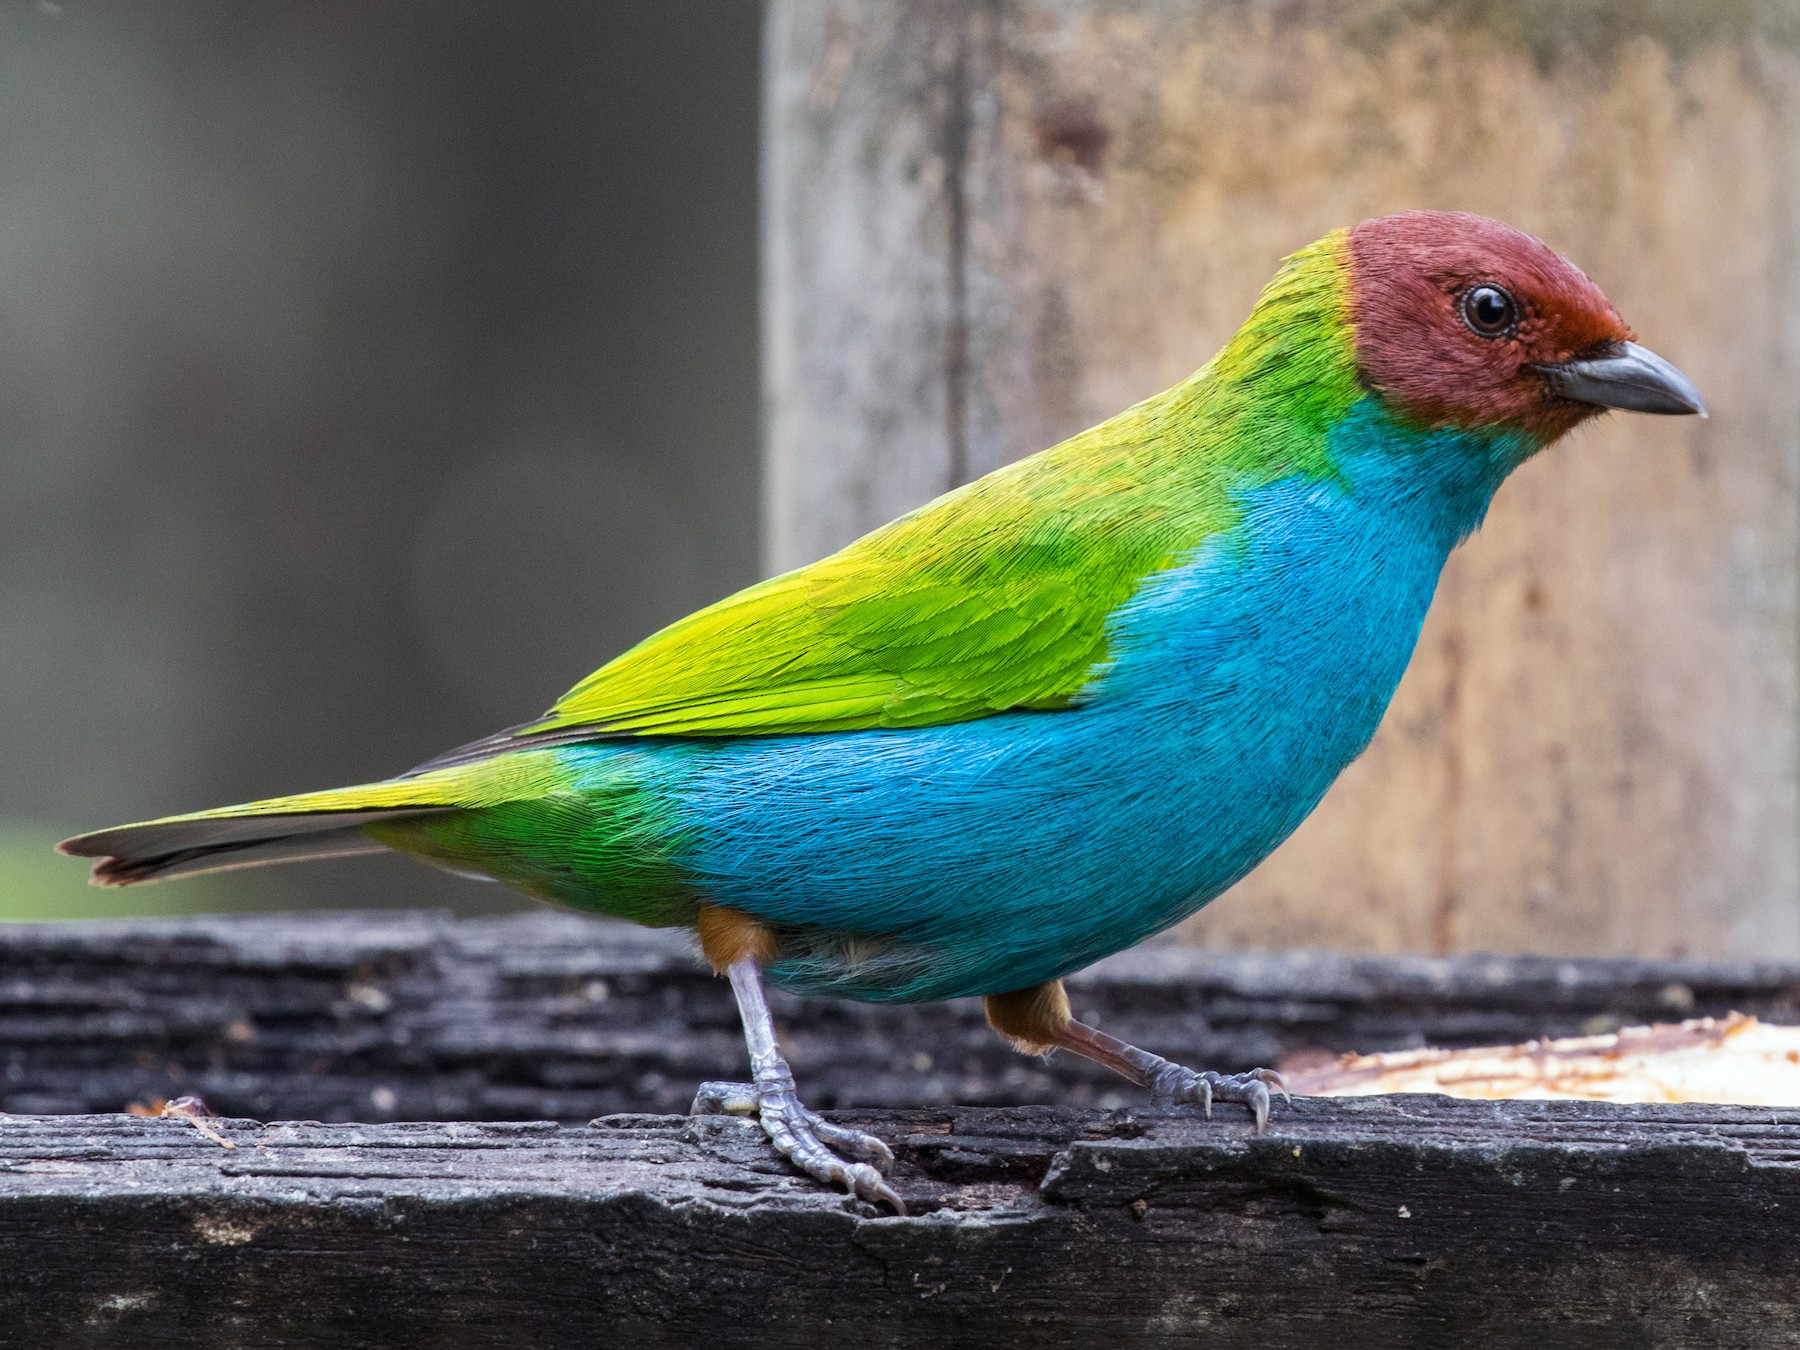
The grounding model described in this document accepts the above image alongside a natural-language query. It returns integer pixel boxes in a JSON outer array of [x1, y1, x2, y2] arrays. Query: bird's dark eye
[[1460, 284, 1518, 338]]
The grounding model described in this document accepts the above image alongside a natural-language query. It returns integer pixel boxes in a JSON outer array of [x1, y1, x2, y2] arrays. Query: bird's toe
[[755, 1086, 906, 1214], [807, 1113, 897, 1175], [688, 1080, 761, 1116], [1147, 1065, 1288, 1131]]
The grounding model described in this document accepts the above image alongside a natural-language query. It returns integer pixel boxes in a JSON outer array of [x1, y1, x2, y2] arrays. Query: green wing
[[418, 226, 1363, 757], [541, 507, 1114, 738], [474, 398, 1231, 750]]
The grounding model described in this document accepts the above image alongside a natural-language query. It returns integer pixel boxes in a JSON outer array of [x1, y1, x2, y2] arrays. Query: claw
[[693, 1079, 905, 1213], [868, 1176, 906, 1212], [1053, 1017, 1287, 1133], [809, 1113, 897, 1175], [758, 1084, 907, 1214], [1144, 1064, 1285, 1131], [690, 1080, 759, 1116], [1254, 1067, 1292, 1104], [840, 1163, 905, 1213], [1245, 1079, 1271, 1133]]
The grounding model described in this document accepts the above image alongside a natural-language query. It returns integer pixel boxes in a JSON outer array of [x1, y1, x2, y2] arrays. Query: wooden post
[[762, 1, 1800, 959]]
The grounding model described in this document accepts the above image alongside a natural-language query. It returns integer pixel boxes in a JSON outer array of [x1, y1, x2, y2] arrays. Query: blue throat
[[557, 397, 1534, 1003], [1324, 396, 1531, 553]]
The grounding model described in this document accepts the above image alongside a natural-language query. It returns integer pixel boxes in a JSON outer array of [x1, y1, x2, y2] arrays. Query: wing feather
[[428, 394, 1232, 758]]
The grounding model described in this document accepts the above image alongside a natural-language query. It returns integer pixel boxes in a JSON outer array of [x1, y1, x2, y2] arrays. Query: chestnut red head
[[1347, 211, 1703, 442]]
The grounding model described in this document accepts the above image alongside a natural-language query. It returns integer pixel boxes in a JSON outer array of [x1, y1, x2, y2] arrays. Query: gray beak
[[1538, 341, 1707, 417]]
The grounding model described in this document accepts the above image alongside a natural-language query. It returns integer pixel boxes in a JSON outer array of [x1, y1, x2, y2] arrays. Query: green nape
[[362, 749, 700, 929], [510, 228, 1361, 744]]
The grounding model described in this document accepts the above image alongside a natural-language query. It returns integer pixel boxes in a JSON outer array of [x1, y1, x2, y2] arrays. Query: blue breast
[[573, 400, 1527, 1002]]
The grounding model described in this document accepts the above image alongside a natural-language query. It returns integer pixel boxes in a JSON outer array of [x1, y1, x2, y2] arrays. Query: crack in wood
[[4, 1099, 1800, 1344]]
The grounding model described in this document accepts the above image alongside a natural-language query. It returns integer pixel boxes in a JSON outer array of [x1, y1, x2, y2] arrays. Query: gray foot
[[692, 1079, 904, 1214], [1145, 1065, 1291, 1131]]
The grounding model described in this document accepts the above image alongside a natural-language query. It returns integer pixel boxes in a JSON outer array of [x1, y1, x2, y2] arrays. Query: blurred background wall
[[765, 1, 1800, 958], [0, 1, 761, 917], [9, 2, 1799, 962]]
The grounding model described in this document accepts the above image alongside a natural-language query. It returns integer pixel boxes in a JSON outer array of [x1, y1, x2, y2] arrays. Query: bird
[[62, 211, 1705, 1214]]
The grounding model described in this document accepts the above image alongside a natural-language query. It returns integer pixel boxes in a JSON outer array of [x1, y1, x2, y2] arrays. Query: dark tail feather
[[60, 808, 446, 887]]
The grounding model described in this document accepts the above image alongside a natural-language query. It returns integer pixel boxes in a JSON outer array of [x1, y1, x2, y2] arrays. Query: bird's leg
[[1055, 1018, 1291, 1130], [691, 952, 903, 1214], [984, 980, 1290, 1131]]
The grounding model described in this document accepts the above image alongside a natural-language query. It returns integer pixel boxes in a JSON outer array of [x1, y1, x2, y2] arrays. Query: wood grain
[[762, 0, 1800, 958], [5, 1099, 1800, 1346], [5, 911, 1800, 1124]]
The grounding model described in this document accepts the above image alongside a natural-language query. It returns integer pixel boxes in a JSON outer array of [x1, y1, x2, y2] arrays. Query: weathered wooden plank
[[4, 911, 1799, 1124], [4, 1098, 1798, 1346], [762, 0, 1800, 958]]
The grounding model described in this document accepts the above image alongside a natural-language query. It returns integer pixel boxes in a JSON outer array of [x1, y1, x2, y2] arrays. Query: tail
[[58, 774, 471, 887]]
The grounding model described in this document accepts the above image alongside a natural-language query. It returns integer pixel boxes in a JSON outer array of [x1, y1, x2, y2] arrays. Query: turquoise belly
[[403, 404, 1523, 1004], [660, 465, 1463, 1002]]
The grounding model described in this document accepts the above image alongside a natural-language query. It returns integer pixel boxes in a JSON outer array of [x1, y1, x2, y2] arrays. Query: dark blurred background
[[0, 1, 761, 917]]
